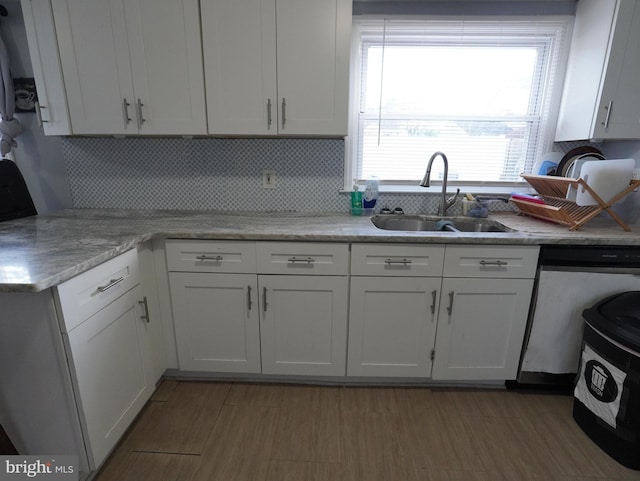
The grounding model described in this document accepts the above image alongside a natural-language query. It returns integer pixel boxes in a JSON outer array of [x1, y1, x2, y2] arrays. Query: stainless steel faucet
[[420, 151, 461, 216]]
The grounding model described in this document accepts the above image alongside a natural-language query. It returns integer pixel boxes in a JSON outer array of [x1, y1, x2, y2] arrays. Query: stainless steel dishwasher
[[518, 245, 640, 386]]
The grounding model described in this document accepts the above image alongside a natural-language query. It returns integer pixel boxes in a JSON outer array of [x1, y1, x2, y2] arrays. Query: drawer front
[[351, 244, 445, 277], [56, 249, 140, 332], [443, 245, 540, 278], [256, 242, 349, 275], [166, 240, 257, 273]]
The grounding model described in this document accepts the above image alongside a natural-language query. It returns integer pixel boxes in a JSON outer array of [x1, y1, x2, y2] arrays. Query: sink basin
[[370, 215, 514, 233]]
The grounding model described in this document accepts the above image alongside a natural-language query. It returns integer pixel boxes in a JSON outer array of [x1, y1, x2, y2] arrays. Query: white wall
[[1, 0, 72, 214]]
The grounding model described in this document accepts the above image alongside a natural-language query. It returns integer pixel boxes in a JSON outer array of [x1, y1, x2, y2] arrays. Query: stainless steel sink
[[370, 215, 514, 233]]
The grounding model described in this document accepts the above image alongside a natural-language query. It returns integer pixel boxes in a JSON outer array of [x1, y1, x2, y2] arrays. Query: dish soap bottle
[[350, 182, 363, 214], [363, 176, 379, 209]]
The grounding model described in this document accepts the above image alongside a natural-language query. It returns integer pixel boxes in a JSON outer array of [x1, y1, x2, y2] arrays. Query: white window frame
[[344, 15, 573, 193]]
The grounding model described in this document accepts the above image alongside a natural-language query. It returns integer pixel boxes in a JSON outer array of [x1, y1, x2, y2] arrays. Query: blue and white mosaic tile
[[62, 137, 598, 213]]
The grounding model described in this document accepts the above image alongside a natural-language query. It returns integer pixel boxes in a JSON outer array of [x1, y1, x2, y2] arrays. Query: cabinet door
[[169, 273, 261, 373], [275, 0, 351, 135], [21, 0, 71, 135], [202, 0, 277, 135], [52, 0, 135, 134], [125, 0, 207, 135], [348, 277, 441, 377], [65, 285, 153, 468], [259, 275, 348, 376], [432, 278, 534, 381], [591, 0, 640, 139], [555, 0, 640, 141]]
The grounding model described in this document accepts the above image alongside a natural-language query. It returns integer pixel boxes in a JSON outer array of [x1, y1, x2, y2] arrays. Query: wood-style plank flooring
[[94, 381, 640, 481]]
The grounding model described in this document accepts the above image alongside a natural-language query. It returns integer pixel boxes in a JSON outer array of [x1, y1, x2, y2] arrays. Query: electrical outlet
[[263, 169, 276, 189]]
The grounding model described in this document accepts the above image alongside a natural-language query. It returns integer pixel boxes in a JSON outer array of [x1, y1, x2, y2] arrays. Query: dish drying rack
[[513, 174, 640, 231]]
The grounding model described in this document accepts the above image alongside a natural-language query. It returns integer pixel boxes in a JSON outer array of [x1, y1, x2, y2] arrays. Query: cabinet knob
[[601, 100, 613, 128], [287, 256, 315, 264], [34, 102, 48, 127], [122, 98, 132, 127], [97, 277, 125, 293], [196, 254, 223, 262], [139, 296, 150, 323], [446, 291, 455, 316], [281, 98, 286, 129], [136, 99, 146, 129], [384, 258, 412, 266], [430, 289, 437, 315]]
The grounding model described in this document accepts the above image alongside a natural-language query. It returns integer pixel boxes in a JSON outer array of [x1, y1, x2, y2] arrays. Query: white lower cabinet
[[167, 240, 349, 377], [259, 275, 348, 376], [64, 284, 154, 467], [431, 277, 534, 381], [54, 249, 158, 469], [431, 245, 539, 381], [348, 243, 538, 381], [166, 240, 538, 383], [348, 276, 441, 377], [169, 272, 261, 373]]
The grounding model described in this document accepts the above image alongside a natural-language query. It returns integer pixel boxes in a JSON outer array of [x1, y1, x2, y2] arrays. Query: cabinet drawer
[[351, 244, 445, 277], [165, 240, 257, 273], [256, 242, 349, 275], [443, 245, 540, 278], [56, 249, 140, 332]]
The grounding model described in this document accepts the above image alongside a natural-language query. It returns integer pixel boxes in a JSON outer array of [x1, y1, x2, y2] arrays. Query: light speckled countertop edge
[[1, 208, 638, 293]]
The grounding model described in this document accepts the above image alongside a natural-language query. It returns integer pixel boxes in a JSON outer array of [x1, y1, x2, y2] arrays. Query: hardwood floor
[[94, 381, 640, 481]]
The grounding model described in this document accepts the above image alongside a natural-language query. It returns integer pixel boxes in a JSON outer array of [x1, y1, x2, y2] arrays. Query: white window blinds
[[349, 17, 571, 185]]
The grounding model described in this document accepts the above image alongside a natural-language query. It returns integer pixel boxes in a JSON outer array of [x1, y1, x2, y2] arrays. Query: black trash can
[[574, 291, 640, 470]]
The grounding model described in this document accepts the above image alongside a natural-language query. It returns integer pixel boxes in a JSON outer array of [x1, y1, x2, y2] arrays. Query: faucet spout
[[420, 151, 459, 216]]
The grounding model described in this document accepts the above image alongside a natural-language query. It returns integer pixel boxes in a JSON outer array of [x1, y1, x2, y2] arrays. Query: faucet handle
[[446, 188, 461, 208]]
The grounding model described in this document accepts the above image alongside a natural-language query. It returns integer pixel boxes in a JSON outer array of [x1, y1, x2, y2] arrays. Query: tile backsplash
[[63, 137, 595, 214], [62, 137, 465, 213], [63, 137, 348, 211]]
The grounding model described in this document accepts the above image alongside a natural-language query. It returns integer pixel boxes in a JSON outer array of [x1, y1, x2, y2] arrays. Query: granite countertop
[[1, 208, 639, 293]]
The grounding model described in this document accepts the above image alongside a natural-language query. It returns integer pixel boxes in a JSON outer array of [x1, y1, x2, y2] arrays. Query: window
[[347, 17, 571, 187]]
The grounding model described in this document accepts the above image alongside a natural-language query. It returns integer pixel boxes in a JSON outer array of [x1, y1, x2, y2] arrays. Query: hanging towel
[[0, 28, 23, 155]]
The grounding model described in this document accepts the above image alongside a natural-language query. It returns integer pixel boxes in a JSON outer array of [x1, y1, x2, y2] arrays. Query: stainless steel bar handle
[[263, 287, 268, 312], [446, 291, 454, 316], [384, 258, 412, 265], [196, 255, 223, 262], [430, 289, 437, 315], [34, 102, 48, 126], [136, 98, 146, 129], [97, 277, 125, 293], [267, 98, 272, 130], [479, 259, 507, 267], [287, 256, 315, 264], [122, 98, 131, 127], [602, 100, 613, 128], [139, 296, 150, 323], [247, 286, 252, 311], [281, 98, 286, 129]]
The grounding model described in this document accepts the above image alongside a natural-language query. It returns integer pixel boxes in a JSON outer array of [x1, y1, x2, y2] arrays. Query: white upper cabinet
[[21, 0, 72, 135], [555, 0, 640, 141], [51, 0, 206, 135], [202, 0, 351, 136], [275, 0, 351, 136], [201, 0, 277, 135]]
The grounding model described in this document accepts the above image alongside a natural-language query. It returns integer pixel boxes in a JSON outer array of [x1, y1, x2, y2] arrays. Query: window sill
[[341, 183, 536, 195]]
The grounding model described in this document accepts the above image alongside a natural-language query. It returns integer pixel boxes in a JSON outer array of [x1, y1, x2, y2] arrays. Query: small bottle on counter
[[351, 181, 362, 212], [363, 176, 379, 209]]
